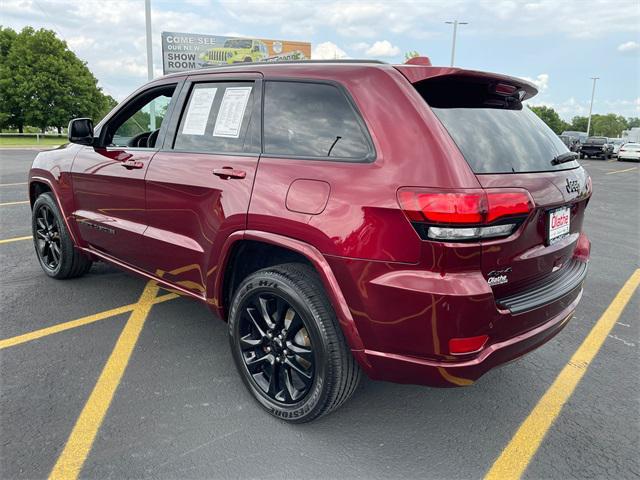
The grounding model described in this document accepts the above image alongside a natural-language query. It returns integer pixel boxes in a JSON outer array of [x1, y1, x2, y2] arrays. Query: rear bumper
[[617, 153, 640, 161], [354, 289, 580, 387], [327, 238, 589, 387], [581, 149, 607, 156]]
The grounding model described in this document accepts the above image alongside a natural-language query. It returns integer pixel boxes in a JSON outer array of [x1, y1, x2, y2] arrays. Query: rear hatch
[[400, 68, 591, 301]]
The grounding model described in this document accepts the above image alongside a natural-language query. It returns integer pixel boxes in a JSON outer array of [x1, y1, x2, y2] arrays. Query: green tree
[[589, 114, 628, 137], [0, 26, 113, 133], [404, 51, 420, 61], [626, 117, 640, 128], [569, 116, 588, 132], [528, 105, 569, 134]]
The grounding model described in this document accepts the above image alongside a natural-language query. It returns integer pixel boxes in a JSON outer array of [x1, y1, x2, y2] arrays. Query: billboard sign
[[161, 32, 311, 74]]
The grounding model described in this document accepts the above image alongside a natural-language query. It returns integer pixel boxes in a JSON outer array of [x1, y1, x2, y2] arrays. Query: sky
[[2, 0, 639, 120]]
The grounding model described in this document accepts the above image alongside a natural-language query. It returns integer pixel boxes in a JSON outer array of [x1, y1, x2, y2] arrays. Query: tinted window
[[174, 82, 256, 153], [415, 77, 578, 174], [431, 106, 576, 173], [264, 81, 372, 160]]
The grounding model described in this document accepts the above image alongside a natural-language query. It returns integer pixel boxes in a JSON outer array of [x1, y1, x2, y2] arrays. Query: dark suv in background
[[580, 136, 614, 159], [29, 59, 591, 422]]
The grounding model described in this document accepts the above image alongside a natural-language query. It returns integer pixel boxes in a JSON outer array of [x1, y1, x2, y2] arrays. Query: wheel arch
[[29, 176, 81, 246], [29, 180, 52, 207], [214, 230, 366, 352]]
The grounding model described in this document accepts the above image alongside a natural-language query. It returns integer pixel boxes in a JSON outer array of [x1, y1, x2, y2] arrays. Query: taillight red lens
[[449, 334, 489, 355], [573, 232, 591, 262], [413, 192, 484, 224], [398, 189, 532, 225], [486, 192, 531, 223]]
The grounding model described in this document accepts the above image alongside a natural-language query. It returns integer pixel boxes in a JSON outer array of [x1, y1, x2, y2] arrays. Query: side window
[[109, 85, 176, 148], [263, 81, 372, 160], [173, 82, 256, 153]]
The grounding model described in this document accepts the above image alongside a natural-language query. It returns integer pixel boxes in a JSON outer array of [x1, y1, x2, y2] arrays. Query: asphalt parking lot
[[1, 149, 638, 479]]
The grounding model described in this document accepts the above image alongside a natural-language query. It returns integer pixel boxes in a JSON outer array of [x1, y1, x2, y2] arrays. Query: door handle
[[213, 167, 246, 179], [121, 160, 144, 169]]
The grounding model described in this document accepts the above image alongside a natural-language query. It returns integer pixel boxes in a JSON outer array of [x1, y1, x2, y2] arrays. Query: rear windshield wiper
[[551, 152, 578, 165]]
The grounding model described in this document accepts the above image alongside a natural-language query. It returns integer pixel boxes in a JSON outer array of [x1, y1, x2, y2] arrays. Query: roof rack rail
[[161, 59, 389, 78]]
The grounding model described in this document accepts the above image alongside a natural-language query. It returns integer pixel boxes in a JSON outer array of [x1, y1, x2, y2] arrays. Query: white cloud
[[66, 36, 95, 50], [364, 40, 401, 58], [521, 73, 549, 93], [312, 41, 348, 60], [349, 40, 401, 58], [617, 41, 639, 53], [350, 42, 370, 53]]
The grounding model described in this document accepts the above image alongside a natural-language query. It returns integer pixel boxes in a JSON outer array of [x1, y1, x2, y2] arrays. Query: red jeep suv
[[29, 59, 591, 422]]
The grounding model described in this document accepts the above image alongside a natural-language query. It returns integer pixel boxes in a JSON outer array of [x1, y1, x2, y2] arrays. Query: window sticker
[[213, 86, 252, 138], [182, 87, 217, 135]]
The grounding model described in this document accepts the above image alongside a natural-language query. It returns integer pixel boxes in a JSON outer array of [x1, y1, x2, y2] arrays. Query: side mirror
[[68, 118, 95, 146]]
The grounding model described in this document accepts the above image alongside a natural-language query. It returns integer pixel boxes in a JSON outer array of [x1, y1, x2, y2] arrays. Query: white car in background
[[610, 138, 625, 156], [617, 143, 640, 162]]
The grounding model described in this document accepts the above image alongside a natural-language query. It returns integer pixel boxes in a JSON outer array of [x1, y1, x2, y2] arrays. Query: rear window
[[586, 137, 607, 145], [416, 77, 578, 174]]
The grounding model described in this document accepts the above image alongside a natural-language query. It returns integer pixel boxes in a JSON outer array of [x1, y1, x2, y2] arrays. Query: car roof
[[158, 59, 539, 99]]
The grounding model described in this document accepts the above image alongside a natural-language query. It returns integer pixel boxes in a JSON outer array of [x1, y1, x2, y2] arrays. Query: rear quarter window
[[263, 81, 373, 161]]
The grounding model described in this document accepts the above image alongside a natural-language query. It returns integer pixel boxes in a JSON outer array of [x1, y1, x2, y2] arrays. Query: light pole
[[586, 77, 599, 136], [145, 0, 156, 129], [445, 20, 468, 67]]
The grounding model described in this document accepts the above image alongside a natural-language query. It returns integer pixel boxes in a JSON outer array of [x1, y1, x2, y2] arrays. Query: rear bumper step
[[497, 259, 587, 314]]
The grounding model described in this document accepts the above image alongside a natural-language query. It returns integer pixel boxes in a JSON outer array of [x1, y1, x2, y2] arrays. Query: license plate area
[[548, 206, 570, 245]]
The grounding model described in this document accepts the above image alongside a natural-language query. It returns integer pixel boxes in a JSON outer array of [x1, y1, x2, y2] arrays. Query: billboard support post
[[145, 0, 156, 130]]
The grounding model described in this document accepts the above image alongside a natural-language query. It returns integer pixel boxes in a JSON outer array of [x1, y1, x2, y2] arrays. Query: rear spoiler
[[394, 65, 538, 100]]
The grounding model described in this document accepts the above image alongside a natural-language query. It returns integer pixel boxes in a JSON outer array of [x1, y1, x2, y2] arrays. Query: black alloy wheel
[[31, 192, 92, 279], [34, 203, 62, 270], [228, 263, 362, 422], [238, 291, 315, 404]]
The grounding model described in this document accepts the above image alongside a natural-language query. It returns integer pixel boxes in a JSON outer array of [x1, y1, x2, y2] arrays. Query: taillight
[[398, 191, 483, 224], [398, 188, 533, 241], [573, 232, 591, 262]]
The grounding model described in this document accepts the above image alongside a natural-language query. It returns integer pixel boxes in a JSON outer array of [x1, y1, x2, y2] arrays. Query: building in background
[[161, 32, 311, 74], [621, 127, 640, 143]]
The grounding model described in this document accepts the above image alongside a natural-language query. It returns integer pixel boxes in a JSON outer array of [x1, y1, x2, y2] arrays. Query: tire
[[228, 263, 361, 423], [32, 192, 92, 279]]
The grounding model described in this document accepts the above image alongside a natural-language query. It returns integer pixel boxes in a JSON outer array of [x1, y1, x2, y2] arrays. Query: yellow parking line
[[484, 268, 640, 480], [0, 235, 32, 244], [0, 292, 177, 350], [606, 167, 637, 175], [49, 281, 163, 480], [0, 182, 27, 187], [0, 200, 29, 206]]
